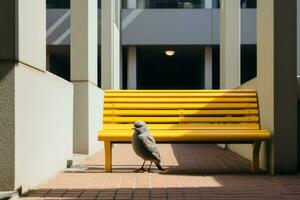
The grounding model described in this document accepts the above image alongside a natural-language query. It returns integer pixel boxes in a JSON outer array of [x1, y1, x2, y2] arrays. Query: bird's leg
[[147, 161, 153, 173], [134, 160, 146, 172]]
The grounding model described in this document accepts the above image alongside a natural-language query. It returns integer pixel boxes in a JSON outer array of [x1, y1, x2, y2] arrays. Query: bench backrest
[[103, 90, 260, 130]]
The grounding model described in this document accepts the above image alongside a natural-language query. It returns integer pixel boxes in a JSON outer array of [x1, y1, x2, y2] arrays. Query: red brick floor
[[22, 144, 300, 200]]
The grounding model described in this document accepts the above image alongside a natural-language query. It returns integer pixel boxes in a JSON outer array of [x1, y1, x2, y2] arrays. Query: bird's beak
[[132, 127, 135, 130]]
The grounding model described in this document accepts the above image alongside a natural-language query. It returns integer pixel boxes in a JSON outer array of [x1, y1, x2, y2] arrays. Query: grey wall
[[0, 64, 15, 191], [273, 0, 298, 173], [46, 9, 257, 45]]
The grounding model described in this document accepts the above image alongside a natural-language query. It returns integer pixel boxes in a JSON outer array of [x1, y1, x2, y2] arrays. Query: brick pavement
[[22, 144, 300, 200]]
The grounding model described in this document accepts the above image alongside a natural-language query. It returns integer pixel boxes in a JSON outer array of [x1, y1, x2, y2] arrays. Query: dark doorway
[[136, 46, 205, 89]]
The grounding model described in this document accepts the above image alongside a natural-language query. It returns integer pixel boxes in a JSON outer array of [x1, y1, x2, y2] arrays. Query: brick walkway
[[22, 144, 300, 200]]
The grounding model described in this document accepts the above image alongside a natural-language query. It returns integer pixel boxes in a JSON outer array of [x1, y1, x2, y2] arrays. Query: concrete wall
[[14, 64, 73, 191], [0, 64, 15, 191], [227, 78, 269, 170], [88, 85, 104, 154], [46, 9, 257, 45], [0, 63, 73, 192], [228, 0, 298, 174], [0, 0, 74, 192], [73, 82, 104, 155]]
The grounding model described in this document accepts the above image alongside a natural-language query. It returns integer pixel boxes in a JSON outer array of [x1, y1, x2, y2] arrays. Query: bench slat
[[105, 93, 257, 97], [103, 123, 260, 130], [104, 97, 257, 103], [104, 116, 259, 123], [98, 130, 271, 142], [105, 89, 257, 93], [104, 103, 258, 109], [104, 109, 259, 116]]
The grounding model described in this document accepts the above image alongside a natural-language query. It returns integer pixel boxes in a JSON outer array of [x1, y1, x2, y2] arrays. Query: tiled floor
[[22, 144, 300, 200]]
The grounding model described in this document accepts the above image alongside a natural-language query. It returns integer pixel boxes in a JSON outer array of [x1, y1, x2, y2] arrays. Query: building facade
[[46, 0, 257, 90]]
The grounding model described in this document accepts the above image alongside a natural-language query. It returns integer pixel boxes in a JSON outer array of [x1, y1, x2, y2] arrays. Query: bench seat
[[99, 130, 270, 142], [98, 90, 271, 173]]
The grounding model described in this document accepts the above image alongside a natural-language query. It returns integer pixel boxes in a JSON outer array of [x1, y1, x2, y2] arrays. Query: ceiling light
[[165, 50, 175, 56]]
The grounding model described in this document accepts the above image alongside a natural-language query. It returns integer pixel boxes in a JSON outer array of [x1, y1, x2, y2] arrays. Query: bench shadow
[[69, 144, 256, 175], [160, 144, 253, 175]]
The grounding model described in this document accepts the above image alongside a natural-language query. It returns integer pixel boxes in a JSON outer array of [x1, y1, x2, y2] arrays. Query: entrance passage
[[137, 46, 205, 89]]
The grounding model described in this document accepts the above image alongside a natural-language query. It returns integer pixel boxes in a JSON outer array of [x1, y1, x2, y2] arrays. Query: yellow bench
[[98, 90, 271, 173]]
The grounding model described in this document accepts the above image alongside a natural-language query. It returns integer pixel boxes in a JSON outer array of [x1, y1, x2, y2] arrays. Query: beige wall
[[73, 82, 104, 155], [228, 0, 298, 173], [14, 64, 73, 192], [228, 78, 269, 170], [0, 63, 73, 192], [228, 0, 275, 171]]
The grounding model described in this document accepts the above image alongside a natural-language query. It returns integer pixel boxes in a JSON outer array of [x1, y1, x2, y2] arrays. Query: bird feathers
[[131, 121, 164, 171]]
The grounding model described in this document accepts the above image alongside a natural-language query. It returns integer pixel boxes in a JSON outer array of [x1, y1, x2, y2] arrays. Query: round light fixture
[[165, 50, 175, 56]]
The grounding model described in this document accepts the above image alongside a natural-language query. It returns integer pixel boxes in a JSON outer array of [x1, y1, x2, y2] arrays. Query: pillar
[[127, 46, 137, 89], [101, 0, 121, 89], [137, 0, 146, 9], [220, 0, 241, 89], [71, 0, 104, 155], [204, 47, 213, 89], [0, 0, 46, 191], [205, 0, 213, 8], [257, 0, 297, 173], [1, 0, 73, 192], [127, 0, 137, 8]]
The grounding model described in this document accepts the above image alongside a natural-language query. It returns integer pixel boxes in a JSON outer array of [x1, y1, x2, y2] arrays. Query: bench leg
[[252, 141, 261, 173], [104, 141, 112, 172]]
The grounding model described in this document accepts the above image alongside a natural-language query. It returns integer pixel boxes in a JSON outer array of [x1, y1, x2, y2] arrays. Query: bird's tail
[[154, 162, 165, 171]]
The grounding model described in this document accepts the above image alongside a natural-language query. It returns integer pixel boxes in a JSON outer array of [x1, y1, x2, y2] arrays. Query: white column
[[71, 0, 104, 155], [127, 46, 137, 89], [220, 0, 241, 89], [204, 47, 213, 89], [128, 0, 137, 8], [101, 0, 121, 89], [1, 0, 74, 192], [137, 0, 146, 8], [205, 0, 213, 8]]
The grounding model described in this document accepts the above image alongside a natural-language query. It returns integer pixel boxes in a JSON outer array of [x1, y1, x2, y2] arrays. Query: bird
[[131, 121, 165, 172]]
